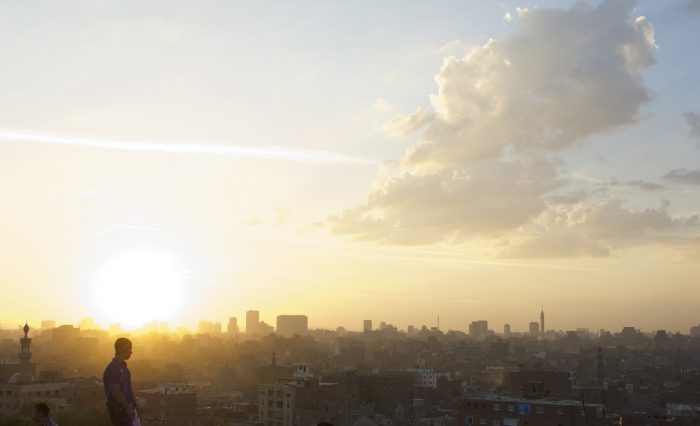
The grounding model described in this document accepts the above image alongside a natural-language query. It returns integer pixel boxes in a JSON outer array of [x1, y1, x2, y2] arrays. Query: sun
[[93, 251, 186, 329]]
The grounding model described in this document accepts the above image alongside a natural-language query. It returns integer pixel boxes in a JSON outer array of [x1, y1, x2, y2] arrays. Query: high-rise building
[[247, 310, 260, 335], [529, 321, 540, 335], [468, 320, 488, 339], [214, 322, 222, 334], [276, 315, 308, 337], [503, 323, 511, 337], [363, 319, 372, 333], [540, 307, 545, 336], [227, 317, 239, 334]]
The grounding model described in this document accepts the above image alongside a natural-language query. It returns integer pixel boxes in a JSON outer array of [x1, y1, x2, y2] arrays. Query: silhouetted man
[[103, 337, 137, 426], [32, 403, 58, 426]]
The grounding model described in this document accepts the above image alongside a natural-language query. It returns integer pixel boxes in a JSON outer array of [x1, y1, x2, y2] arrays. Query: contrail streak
[[0, 129, 378, 165]]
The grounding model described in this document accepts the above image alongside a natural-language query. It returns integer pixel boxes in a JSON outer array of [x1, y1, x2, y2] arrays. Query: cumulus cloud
[[382, 107, 433, 139], [664, 168, 700, 185], [327, 1, 672, 257], [684, 112, 700, 139], [403, 0, 655, 168], [328, 158, 560, 244], [501, 198, 699, 258]]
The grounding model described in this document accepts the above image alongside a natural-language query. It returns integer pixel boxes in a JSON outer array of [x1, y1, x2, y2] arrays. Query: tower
[[18, 322, 33, 383], [540, 307, 545, 336]]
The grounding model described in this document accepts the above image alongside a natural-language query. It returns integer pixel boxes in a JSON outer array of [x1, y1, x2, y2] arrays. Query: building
[[363, 320, 372, 334], [507, 371, 576, 399], [504, 324, 511, 338], [469, 321, 489, 339], [0, 323, 103, 417], [247, 310, 260, 335], [227, 317, 239, 335], [540, 308, 545, 336], [458, 396, 614, 426], [136, 384, 196, 426], [276, 315, 308, 337], [258, 365, 321, 426], [529, 322, 540, 336]]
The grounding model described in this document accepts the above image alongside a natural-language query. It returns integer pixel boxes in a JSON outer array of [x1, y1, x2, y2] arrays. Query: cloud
[[0, 129, 377, 166], [403, 0, 655, 168], [501, 198, 699, 258], [328, 158, 561, 244], [600, 178, 666, 192], [664, 168, 700, 185], [328, 0, 662, 255], [435, 40, 477, 57], [684, 112, 700, 139], [382, 107, 433, 139]]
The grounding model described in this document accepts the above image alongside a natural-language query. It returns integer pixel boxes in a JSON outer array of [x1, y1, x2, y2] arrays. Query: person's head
[[114, 337, 133, 360], [32, 402, 50, 421]]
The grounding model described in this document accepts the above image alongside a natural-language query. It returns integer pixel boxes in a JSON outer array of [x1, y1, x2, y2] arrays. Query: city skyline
[[1, 0, 700, 332]]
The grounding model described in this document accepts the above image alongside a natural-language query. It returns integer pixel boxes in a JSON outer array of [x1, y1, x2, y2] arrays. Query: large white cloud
[[403, 0, 655, 168], [328, 158, 560, 244], [328, 0, 661, 250]]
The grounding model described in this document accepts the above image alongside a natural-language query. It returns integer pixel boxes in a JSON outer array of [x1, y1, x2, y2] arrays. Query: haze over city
[[1, 0, 700, 334]]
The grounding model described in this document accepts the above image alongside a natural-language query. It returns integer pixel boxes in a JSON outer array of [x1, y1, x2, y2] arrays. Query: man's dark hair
[[114, 337, 132, 354], [34, 402, 50, 416]]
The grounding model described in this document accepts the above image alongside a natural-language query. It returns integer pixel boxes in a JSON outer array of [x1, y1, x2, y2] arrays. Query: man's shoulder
[[103, 358, 126, 379]]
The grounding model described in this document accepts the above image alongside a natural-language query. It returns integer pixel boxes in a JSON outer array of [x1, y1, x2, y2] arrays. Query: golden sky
[[1, 0, 699, 333]]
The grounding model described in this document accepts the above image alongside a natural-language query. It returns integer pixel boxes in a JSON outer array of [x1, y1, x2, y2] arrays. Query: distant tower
[[540, 307, 545, 336], [363, 319, 372, 334], [504, 323, 511, 338], [18, 322, 33, 383]]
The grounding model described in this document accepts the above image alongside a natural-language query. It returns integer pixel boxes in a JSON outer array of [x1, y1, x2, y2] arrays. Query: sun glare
[[93, 251, 186, 329]]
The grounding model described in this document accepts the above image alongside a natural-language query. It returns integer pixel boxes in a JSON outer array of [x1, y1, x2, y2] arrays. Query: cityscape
[[1, 0, 700, 425], [1, 311, 700, 425]]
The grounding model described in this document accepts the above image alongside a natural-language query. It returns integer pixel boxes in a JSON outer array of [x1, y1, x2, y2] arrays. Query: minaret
[[540, 307, 545, 337], [18, 322, 33, 383]]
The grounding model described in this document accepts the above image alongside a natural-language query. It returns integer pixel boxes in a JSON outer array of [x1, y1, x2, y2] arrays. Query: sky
[[1, 0, 699, 333]]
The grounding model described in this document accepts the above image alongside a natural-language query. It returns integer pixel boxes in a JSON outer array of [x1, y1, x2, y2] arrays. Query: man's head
[[114, 337, 133, 360], [33, 402, 50, 421]]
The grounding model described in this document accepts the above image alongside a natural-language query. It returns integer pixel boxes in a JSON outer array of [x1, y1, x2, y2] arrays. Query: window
[[480, 418, 487, 425], [557, 409, 563, 415], [493, 419, 500, 426], [508, 404, 514, 412], [494, 403, 500, 411], [581, 409, 586, 416], [536, 407, 544, 414]]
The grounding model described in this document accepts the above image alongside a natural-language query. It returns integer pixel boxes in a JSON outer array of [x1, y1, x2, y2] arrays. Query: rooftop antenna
[[437, 315, 440, 330]]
